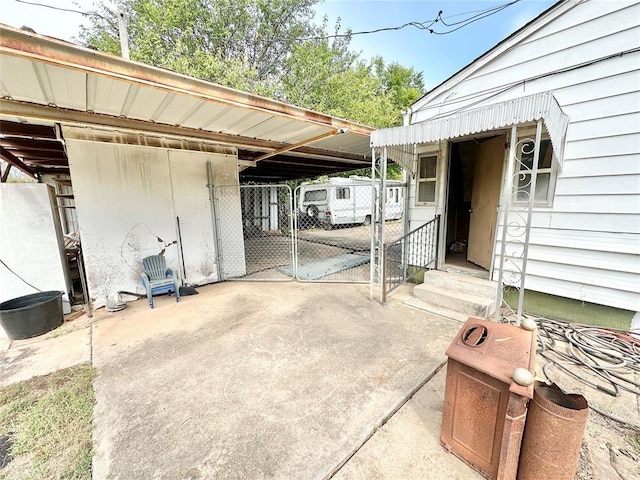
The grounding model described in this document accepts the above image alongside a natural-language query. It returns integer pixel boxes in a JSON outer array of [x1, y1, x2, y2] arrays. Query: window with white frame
[[417, 155, 438, 203], [515, 139, 555, 204]]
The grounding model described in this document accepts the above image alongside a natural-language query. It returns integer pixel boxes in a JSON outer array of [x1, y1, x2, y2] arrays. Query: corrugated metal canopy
[[0, 25, 373, 181], [371, 91, 569, 175]]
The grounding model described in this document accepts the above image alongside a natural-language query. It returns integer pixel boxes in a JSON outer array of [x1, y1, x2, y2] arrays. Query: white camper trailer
[[298, 176, 405, 227]]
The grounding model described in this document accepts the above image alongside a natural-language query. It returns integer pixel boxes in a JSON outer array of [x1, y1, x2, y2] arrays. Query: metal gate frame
[[292, 182, 378, 284], [212, 183, 295, 282]]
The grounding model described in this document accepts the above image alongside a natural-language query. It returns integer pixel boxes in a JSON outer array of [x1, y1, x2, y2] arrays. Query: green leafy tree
[[80, 0, 319, 93]]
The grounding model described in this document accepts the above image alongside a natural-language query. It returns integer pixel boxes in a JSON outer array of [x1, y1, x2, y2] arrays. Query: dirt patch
[[576, 410, 640, 479]]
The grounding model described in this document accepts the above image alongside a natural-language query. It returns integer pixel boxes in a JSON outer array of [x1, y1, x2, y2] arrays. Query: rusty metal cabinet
[[441, 317, 536, 480]]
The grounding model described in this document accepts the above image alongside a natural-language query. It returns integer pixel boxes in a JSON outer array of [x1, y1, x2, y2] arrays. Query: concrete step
[[422, 270, 498, 299], [413, 283, 495, 319], [403, 297, 469, 323]]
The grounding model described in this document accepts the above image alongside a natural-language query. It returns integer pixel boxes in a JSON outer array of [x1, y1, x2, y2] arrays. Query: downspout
[[207, 161, 223, 282]]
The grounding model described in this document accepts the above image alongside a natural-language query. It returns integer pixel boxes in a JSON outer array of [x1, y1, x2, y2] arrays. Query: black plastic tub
[[0, 291, 64, 340]]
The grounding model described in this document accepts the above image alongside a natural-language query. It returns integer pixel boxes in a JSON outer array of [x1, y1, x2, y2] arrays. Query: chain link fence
[[213, 180, 407, 284], [213, 185, 294, 281], [294, 179, 406, 283]]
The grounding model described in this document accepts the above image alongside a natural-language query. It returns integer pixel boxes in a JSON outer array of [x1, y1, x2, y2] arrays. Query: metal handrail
[[382, 215, 440, 303]]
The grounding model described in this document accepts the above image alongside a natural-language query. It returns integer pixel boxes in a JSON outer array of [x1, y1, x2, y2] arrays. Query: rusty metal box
[[441, 317, 535, 480]]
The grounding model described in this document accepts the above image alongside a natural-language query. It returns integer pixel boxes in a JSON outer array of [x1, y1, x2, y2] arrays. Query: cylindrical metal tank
[[517, 386, 588, 480]]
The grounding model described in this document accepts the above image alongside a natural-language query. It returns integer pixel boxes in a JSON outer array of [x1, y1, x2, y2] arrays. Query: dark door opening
[[446, 141, 475, 268], [446, 135, 505, 271]]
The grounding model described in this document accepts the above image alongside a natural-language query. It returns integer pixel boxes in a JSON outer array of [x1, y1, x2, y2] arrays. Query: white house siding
[[65, 137, 244, 307], [408, 0, 640, 311]]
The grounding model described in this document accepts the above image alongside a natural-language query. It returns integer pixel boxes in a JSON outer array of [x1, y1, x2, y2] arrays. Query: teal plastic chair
[[140, 255, 180, 308]]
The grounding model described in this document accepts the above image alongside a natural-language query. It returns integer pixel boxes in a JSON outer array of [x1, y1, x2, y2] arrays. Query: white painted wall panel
[[66, 138, 242, 307], [548, 213, 638, 234], [523, 274, 639, 311], [528, 227, 639, 255], [0, 184, 72, 309], [473, 27, 639, 86], [561, 154, 639, 178], [526, 244, 639, 274], [564, 134, 639, 160], [169, 151, 219, 286], [562, 92, 640, 122], [523, 1, 636, 42], [554, 175, 640, 195], [567, 113, 640, 141], [551, 194, 640, 214], [526, 260, 639, 294]]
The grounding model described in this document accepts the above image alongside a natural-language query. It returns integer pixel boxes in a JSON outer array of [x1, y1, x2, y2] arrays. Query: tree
[[80, 0, 320, 93], [373, 56, 425, 123]]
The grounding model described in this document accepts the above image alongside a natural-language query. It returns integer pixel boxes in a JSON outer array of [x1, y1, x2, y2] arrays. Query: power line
[[14, 0, 524, 42], [425, 46, 640, 120], [432, 0, 521, 35], [13, 0, 110, 22], [297, 0, 523, 41]]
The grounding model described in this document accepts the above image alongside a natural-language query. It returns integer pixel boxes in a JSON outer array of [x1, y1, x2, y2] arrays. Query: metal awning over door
[[370, 91, 569, 175]]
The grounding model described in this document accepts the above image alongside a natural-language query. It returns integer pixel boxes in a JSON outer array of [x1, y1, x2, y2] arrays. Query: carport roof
[[0, 25, 373, 181]]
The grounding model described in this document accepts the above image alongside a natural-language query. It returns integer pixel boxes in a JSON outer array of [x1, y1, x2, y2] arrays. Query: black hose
[[0, 258, 42, 292], [507, 316, 638, 399]]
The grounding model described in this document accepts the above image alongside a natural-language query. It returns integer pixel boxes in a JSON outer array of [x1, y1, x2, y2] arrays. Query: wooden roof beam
[[0, 146, 37, 178], [1, 163, 11, 182]]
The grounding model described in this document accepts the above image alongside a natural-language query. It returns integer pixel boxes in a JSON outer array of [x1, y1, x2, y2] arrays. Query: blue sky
[[2, 0, 557, 89]]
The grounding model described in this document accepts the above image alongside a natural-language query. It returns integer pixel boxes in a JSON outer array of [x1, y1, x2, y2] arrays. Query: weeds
[[0, 364, 95, 480]]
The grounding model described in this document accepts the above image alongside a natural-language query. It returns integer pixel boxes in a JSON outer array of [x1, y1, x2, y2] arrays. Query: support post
[[516, 119, 542, 324], [378, 147, 388, 304], [495, 125, 518, 322], [207, 161, 224, 282], [117, 7, 130, 60], [369, 148, 377, 301]]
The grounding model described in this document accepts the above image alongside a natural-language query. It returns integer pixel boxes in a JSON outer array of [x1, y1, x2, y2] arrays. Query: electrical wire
[[0, 258, 41, 292], [13, 0, 524, 41], [13, 0, 110, 22], [422, 46, 640, 120]]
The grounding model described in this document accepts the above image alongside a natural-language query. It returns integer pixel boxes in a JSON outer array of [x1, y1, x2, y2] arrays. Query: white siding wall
[[410, 0, 640, 311], [65, 138, 243, 307]]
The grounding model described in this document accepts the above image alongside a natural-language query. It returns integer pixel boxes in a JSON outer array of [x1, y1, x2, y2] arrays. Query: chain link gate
[[213, 185, 295, 281], [293, 179, 406, 283], [212, 181, 406, 285]]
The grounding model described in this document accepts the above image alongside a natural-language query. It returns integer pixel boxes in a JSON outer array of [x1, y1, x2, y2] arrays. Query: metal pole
[[435, 214, 441, 270], [516, 118, 543, 325], [381, 243, 388, 304], [495, 124, 518, 321], [378, 147, 388, 304], [117, 7, 130, 60], [369, 147, 377, 301], [207, 161, 224, 282]]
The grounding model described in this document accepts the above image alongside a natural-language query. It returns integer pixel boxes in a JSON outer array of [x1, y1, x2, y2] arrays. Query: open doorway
[[445, 135, 506, 274]]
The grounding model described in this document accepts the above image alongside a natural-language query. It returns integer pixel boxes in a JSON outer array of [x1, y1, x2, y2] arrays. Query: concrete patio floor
[[89, 281, 479, 479], [2, 281, 637, 478]]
